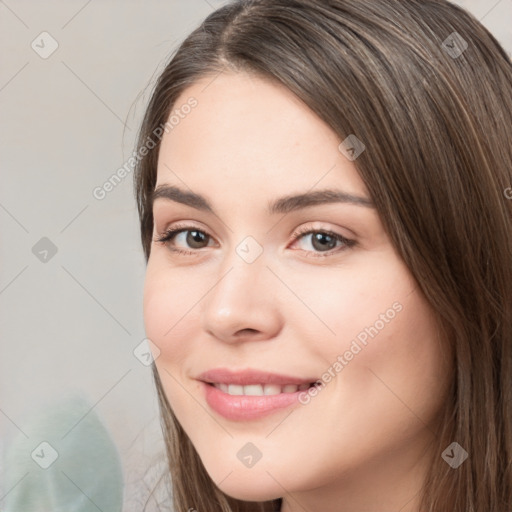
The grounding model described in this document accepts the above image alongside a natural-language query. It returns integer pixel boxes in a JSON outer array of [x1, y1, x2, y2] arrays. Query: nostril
[[235, 328, 259, 336]]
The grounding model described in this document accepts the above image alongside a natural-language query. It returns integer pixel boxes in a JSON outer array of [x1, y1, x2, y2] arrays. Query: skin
[[143, 71, 453, 512]]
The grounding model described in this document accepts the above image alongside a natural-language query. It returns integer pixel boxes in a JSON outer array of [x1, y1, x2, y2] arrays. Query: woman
[[133, 0, 512, 510]]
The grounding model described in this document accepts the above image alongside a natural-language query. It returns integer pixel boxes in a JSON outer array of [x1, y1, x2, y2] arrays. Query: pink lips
[[197, 368, 316, 386], [197, 368, 318, 421]]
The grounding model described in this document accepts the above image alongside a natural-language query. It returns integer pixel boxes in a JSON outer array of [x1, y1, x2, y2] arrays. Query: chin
[[213, 471, 284, 503]]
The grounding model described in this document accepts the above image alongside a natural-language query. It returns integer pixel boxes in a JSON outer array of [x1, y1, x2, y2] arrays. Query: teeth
[[213, 383, 307, 396], [243, 384, 264, 396], [263, 384, 281, 395], [227, 384, 244, 395]]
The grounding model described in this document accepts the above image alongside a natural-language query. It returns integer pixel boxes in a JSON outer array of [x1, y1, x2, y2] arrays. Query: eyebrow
[[152, 184, 375, 215]]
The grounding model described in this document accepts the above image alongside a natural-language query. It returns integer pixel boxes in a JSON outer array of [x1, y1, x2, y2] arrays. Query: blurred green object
[[2, 393, 123, 512]]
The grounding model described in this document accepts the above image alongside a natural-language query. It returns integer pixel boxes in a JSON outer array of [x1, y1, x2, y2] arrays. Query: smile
[[201, 381, 320, 421], [210, 382, 315, 396]]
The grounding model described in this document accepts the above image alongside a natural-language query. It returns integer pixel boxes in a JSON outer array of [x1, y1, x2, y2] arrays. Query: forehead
[[156, 71, 367, 200]]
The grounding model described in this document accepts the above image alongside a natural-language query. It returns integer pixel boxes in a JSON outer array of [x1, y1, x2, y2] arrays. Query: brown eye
[[183, 230, 210, 249], [290, 227, 356, 258], [309, 232, 339, 252], [154, 225, 214, 254]]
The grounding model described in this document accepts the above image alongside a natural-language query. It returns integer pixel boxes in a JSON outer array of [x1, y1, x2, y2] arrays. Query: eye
[[153, 223, 214, 256], [153, 223, 356, 258], [289, 226, 356, 257]]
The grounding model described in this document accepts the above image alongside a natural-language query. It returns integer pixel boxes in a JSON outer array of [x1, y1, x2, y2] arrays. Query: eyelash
[[153, 222, 356, 258]]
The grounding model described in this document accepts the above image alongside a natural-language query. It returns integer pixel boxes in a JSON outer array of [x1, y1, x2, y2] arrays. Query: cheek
[[291, 256, 415, 358], [351, 275, 443, 375], [143, 277, 169, 349], [299, 257, 449, 419], [324, 285, 449, 441], [142, 262, 192, 361]]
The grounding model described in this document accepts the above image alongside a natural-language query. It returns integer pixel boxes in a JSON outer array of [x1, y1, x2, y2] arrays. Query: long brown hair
[[133, 1, 512, 510]]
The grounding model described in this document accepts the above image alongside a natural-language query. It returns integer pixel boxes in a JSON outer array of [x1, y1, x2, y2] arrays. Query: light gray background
[[1, 1, 511, 511]]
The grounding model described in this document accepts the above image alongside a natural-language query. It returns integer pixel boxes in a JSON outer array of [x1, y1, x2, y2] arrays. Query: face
[[143, 71, 452, 511]]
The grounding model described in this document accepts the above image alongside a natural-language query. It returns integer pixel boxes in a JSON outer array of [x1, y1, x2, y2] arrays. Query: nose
[[200, 248, 283, 344]]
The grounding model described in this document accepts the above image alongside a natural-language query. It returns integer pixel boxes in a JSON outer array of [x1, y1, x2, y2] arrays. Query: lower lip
[[201, 381, 306, 421]]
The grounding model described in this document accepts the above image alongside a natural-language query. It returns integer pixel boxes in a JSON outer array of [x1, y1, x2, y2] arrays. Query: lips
[[212, 382, 313, 396], [197, 368, 319, 419], [197, 367, 318, 387]]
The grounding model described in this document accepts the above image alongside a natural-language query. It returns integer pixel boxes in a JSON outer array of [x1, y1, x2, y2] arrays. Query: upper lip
[[197, 368, 317, 386]]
